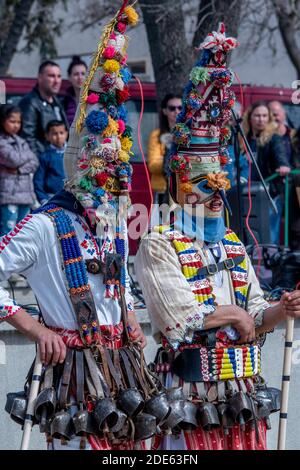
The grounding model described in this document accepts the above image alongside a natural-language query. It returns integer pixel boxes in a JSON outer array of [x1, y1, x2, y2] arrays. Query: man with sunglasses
[[135, 23, 300, 451]]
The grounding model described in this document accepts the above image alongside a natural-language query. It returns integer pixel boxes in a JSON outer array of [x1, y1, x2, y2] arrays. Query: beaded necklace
[[35, 204, 126, 343], [156, 225, 248, 309]]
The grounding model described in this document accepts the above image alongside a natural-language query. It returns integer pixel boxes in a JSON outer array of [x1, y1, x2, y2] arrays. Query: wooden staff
[[277, 315, 295, 450], [20, 350, 43, 450]]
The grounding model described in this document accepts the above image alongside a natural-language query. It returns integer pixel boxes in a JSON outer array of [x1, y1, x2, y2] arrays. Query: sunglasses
[[167, 105, 182, 112]]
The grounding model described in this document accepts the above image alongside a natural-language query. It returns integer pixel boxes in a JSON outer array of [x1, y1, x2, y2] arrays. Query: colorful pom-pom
[[189, 66, 209, 86], [120, 67, 132, 85], [172, 123, 192, 146], [122, 125, 132, 138], [95, 172, 109, 187], [117, 104, 127, 121], [103, 45, 116, 59], [118, 150, 130, 162], [186, 89, 203, 110], [117, 22, 127, 33], [179, 182, 193, 193], [120, 136, 133, 152], [85, 110, 109, 134], [117, 119, 126, 135], [102, 116, 119, 137], [82, 135, 97, 148], [121, 54, 128, 66], [169, 154, 190, 174], [103, 59, 120, 74], [86, 93, 99, 104], [100, 73, 116, 92], [124, 6, 139, 25], [79, 177, 93, 191], [99, 91, 117, 107]]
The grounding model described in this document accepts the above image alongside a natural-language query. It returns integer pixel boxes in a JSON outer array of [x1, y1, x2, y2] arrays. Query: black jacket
[[249, 133, 290, 197], [19, 86, 68, 157]]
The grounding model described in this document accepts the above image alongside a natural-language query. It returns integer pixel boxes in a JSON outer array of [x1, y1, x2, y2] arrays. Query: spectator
[[147, 93, 182, 205], [63, 56, 87, 126], [33, 120, 68, 205], [243, 101, 291, 244], [268, 100, 295, 164], [0, 105, 39, 235], [19, 60, 68, 157], [225, 104, 249, 187]]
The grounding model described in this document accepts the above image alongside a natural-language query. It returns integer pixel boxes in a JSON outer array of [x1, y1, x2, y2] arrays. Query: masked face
[[176, 174, 224, 218]]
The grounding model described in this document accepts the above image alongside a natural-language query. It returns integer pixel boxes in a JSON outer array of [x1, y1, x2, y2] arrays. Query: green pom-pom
[[189, 67, 209, 86], [123, 125, 133, 138], [79, 177, 92, 191], [99, 91, 117, 107]]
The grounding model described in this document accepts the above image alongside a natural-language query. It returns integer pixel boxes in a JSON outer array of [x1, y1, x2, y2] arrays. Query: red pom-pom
[[116, 86, 130, 104], [103, 45, 116, 59], [220, 155, 228, 165], [86, 93, 99, 104], [95, 172, 109, 186], [117, 22, 127, 33]]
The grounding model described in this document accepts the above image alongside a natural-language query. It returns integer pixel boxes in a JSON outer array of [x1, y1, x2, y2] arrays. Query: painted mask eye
[[196, 179, 214, 195]]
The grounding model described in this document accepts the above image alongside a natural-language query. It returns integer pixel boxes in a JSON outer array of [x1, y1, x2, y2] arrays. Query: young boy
[[34, 120, 68, 205]]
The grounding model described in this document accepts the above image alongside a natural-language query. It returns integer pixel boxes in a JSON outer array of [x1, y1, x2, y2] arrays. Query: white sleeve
[[134, 232, 214, 348], [246, 253, 270, 327], [0, 214, 42, 321]]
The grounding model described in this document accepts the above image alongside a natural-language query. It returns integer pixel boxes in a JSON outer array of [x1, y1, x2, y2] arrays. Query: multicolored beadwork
[[176, 344, 261, 381], [156, 225, 248, 311], [38, 204, 100, 343]]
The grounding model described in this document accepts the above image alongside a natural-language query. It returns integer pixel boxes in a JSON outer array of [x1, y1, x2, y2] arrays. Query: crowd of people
[[148, 95, 300, 248]]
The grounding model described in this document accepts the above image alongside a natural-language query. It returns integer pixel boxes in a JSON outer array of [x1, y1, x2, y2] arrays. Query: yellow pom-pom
[[118, 150, 130, 162], [124, 6, 139, 25], [121, 136, 133, 153], [103, 59, 120, 74], [102, 116, 119, 137], [180, 182, 193, 193]]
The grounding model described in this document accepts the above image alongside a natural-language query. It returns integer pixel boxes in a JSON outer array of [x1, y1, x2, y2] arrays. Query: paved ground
[[0, 278, 299, 450]]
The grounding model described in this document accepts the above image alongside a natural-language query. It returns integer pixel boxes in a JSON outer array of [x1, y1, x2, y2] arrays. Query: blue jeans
[[0, 204, 30, 236], [269, 194, 283, 245]]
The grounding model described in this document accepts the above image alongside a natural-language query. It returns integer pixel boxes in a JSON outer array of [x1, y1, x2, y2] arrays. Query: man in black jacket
[[19, 60, 68, 157]]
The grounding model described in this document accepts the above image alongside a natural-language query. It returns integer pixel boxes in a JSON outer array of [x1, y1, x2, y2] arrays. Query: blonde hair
[[242, 101, 278, 147]]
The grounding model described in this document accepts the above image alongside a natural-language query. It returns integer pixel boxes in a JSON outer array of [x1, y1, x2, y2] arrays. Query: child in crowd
[[34, 120, 68, 205], [0, 104, 39, 236]]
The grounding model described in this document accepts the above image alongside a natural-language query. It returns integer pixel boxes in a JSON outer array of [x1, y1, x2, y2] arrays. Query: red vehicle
[[1, 78, 300, 252]]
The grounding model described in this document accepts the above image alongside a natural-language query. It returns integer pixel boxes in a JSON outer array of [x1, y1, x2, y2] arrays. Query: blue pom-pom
[[85, 110, 108, 134], [117, 105, 128, 122], [94, 188, 106, 197], [120, 67, 132, 85]]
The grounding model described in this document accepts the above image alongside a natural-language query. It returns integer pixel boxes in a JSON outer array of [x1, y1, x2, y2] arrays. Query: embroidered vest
[[155, 225, 249, 310]]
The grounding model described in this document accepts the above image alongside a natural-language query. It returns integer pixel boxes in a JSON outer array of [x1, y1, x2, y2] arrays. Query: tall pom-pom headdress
[[64, 1, 139, 229], [167, 23, 239, 194]]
